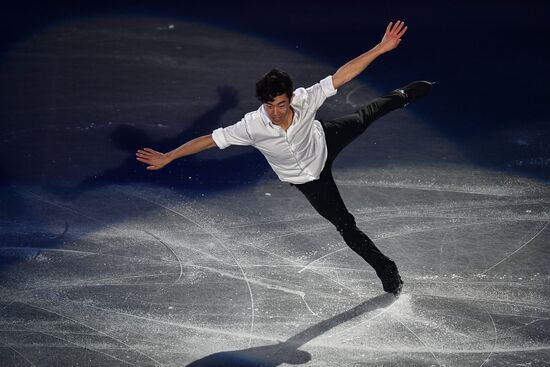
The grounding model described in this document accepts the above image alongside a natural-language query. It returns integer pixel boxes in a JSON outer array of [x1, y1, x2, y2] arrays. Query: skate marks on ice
[[480, 220, 549, 275], [1, 173, 550, 366], [1, 185, 328, 365]]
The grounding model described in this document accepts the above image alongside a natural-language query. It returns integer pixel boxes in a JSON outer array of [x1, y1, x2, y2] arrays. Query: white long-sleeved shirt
[[212, 75, 337, 184]]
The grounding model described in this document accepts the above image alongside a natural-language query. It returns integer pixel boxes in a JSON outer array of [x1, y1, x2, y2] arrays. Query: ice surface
[[2, 168, 549, 366], [1, 15, 549, 367]]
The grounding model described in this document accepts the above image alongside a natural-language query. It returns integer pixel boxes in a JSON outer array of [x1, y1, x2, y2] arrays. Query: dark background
[[1, 0, 549, 185]]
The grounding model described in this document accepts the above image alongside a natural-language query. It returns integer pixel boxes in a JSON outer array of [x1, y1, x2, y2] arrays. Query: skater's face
[[264, 94, 292, 126]]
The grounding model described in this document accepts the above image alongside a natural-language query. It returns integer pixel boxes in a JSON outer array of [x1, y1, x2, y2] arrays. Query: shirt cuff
[[212, 127, 229, 149], [320, 75, 337, 97]]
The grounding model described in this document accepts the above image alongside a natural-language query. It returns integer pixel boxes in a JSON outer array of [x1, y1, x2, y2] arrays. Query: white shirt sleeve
[[305, 75, 337, 111], [212, 118, 253, 149]]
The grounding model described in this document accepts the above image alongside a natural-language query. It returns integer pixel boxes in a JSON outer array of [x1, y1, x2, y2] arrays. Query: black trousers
[[293, 92, 406, 272]]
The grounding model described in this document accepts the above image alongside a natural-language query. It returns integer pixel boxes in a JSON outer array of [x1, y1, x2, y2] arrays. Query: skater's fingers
[[386, 21, 393, 34], [140, 149, 163, 158], [397, 26, 408, 38], [394, 21, 405, 35], [391, 20, 401, 34], [136, 151, 152, 159], [136, 157, 151, 164], [136, 154, 150, 161], [137, 149, 152, 156]]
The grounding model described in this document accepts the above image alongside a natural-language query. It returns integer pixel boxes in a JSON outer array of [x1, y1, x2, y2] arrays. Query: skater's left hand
[[378, 20, 408, 53]]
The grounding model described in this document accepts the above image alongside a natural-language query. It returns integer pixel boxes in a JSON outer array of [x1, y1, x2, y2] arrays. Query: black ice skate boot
[[376, 260, 403, 297], [392, 81, 434, 106]]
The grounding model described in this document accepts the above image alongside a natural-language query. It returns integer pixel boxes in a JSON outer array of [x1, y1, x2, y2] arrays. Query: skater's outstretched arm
[[332, 20, 408, 89], [136, 134, 216, 171]]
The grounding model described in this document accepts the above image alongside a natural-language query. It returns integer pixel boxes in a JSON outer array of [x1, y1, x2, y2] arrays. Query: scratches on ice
[[480, 221, 550, 275]]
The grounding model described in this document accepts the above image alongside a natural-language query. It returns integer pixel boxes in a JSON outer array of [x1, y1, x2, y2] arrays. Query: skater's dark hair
[[255, 68, 294, 103]]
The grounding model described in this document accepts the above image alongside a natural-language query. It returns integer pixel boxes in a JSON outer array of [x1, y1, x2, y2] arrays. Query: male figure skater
[[136, 20, 432, 296]]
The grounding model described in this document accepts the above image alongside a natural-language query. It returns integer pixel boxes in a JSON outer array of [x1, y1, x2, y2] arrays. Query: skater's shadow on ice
[[186, 293, 396, 367], [46, 85, 267, 200]]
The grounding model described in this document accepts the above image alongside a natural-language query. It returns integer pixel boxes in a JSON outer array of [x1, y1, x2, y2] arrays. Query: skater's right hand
[[136, 148, 171, 170]]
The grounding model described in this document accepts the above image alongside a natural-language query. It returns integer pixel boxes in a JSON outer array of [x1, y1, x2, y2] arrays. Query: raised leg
[[322, 92, 405, 165]]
